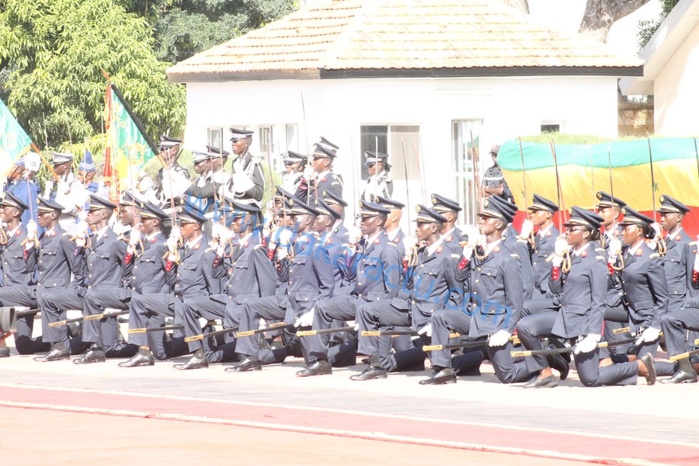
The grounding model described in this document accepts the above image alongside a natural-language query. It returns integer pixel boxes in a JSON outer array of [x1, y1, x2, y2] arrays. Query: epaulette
[[451, 253, 460, 258], [690, 241, 699, 247], [253, 244, 263, 250], [387, 242, 397, 248], [650, 253, 660, 259], [331, 182, 339, 186], [595, 256, 606, 261], [510, 253, 519, 259]]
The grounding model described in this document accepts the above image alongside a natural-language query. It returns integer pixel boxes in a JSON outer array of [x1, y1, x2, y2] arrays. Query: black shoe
[[33, 344, 70, 362], [546, 351, 570, 381], [349, 365, 387, 381], [547, 340, 571, 363], [296, 360, 332, 377], [67, 321, 82, 339], [661, 370, 696, 384], [0, 346, 10, 358], [174, 350, 209, 370], [225, 357, 261, 372], [524, 375, 558, 388], [73, 344, 106, 364], [639, 353, 656, 385], [118, 348, 154, 367], [419, 368, 456, 385]]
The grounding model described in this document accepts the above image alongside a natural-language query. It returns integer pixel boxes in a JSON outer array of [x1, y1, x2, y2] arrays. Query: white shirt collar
[[627, 240, 643, 257], [485, 239, 503, 256], [427, 238, 444, 256], [538, 223, 554, 237], [185, 234, 203, 249], [386, 228, 400, 241], [573, 243, 590, 256]]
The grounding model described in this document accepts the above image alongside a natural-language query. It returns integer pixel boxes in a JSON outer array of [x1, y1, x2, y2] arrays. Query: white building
[[168, 0, 642, 224], [621, 0, 699, 137]]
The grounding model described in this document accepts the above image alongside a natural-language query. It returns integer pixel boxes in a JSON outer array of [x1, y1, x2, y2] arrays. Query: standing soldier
[[482, 144, 513, 202], [361, 151, 392, 201], [0, 194, 49, 356], [43, 152, 88, 233], [308, 137, 343, 202], [155, 135, 189, 206], [225, 128, 264, 202], [281, 150, 309, 202], [524, 194, 560, 298]]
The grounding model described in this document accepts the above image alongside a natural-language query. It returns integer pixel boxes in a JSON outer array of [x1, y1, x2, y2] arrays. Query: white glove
[[75, 220, 89, 239], [348, 226, 362, 245], [574, 334, 601, 354], [57, 180, 70, 195], [137, 174, 154, 193], [693, 252, 699, 272], [402, 235, 417, 253], [26, 220, 38, 242], [488, 330, 511, 347], [75, 236, 87, 248], [232, 171, 255, 193], [554, 236, 569, 256], [462, 243, 474, 260], [607, 238, 622, 261], [417, 323, 432, 338], [636, 326, 661, 345], [463, 226, 484, 249], [212, 171, 228, 184], [650, 222, 662, 239], [43, 180, 54, 197], [129, 230, 141, 246], [170, 226, 181, 241], [211, 222, 226, 241], [518, 219, 534, 239], [295, 309, 314, 328]]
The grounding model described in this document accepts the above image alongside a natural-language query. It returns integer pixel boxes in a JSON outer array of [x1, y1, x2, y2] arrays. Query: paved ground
[[1, 333, 699, 465]]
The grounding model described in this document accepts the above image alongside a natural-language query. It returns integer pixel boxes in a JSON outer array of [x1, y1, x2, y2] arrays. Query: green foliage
[[0, 0, 186, 150], [637, 0, 680, 51]]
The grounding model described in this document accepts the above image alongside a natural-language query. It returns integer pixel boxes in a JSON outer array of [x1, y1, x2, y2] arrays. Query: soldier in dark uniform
[[228, 197, 334, 372], [322, 190, 349, 241], [177, 198, 277, 369], [308, 137, 343, 202], [424, 198, 529, 385], [375, 196, 406, 255], [33, 197, 87, 362], [525, 194, 560, 298], [0, 193, 49, 356], [118, 202, 176, 367], [311, 197, 353, 294], [226, 128, 264, 202], [489, 195, 535, 301], [296, 200, 400, 377], [73, 194, 138, 364], [431, 193, 464, 251], [605, 207, 669, 364], [656, 196, 699, 383], [361, 151, 392, 201], [482, 144, 513, 202], [281, 150, 309, 202], [352, 205, 461, 381], [544, 207, 657, 387]]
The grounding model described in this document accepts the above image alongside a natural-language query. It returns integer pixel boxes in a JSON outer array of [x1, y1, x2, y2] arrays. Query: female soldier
[[518, 206, 657, 387]]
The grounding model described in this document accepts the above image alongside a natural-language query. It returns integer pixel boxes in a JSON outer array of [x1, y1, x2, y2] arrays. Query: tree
[[637, 0, 680, 51], [0, 0, 186, 150]]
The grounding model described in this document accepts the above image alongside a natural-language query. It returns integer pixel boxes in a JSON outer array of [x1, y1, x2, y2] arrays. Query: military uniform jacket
[[1, 224, 37, 286], [127, 232, 174, 294], [172, 235, 220, 298], [118, 228, 135, 288], [617, 242, 669, 330], [482, 165, 513, 201], [404, 243, 460, 328], [36, 224, 84, 290], [531, 225, 560, 296], [549, 243, 607, 338], [217, 234, 277, 305], [503, 225, 534, 300], [184, 172, 219, 217], [323, 229, 354, 292], [282, 172, 308, 203], [361, 171, 393, 201], [457, 242, 523, 337], [311, 171, 343, 201], [441, 227, 464, 253], [285, 232, 334, 316], [387, 228, 406, 258], [82, 227, 127, 288], [231, 151, 264, 201], [156, 163, 190, 200], [344, 232, 401, 302], [661, 229, 695, 306]]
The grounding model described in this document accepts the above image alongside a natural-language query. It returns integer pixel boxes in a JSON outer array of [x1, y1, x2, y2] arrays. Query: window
[[452, 120, 483, 226], [259, 126, 273, 156], [285, 124, 298, 152], [206, 128, 224, 150], [541, 124, 561, 133]]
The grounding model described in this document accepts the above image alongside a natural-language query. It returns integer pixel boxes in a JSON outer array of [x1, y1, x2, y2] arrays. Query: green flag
[[0, 98, 33, 168], [106, 84, 158, 188]]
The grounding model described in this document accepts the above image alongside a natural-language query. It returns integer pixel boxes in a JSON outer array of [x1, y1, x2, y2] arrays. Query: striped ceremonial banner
[[499, 138, 699, 235]]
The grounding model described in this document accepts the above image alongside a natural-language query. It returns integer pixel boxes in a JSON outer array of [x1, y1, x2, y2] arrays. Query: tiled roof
[[167, 0, 644, 82]]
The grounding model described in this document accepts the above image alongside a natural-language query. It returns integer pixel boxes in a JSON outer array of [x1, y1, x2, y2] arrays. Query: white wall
[[654, 22, 699, 136], [183, 75, 618, 224]]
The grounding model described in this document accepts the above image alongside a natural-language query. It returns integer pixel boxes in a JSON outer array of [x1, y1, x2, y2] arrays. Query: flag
[[498, 138, 699, 235], [0, 97, 33, 168], [105, 83, 158, 198]]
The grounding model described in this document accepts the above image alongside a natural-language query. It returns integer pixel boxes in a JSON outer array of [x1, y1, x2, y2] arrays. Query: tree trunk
[[502, 0, 529, 14], [579, 0, 652, 42]]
